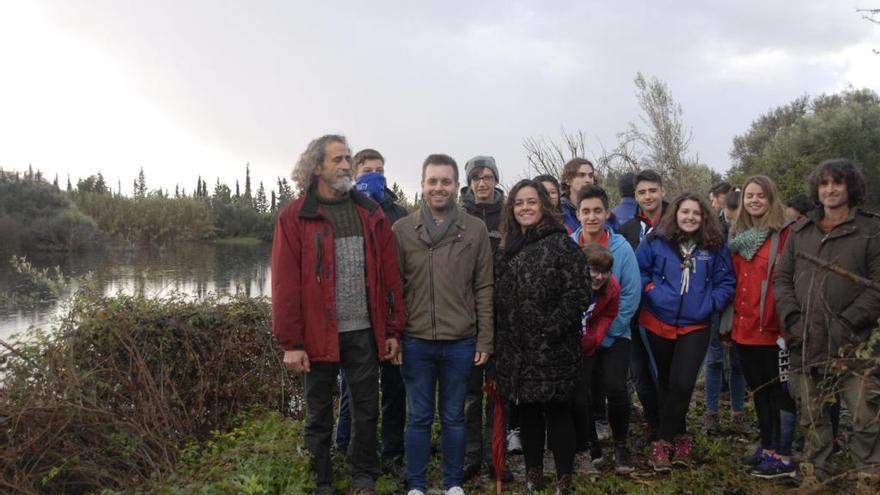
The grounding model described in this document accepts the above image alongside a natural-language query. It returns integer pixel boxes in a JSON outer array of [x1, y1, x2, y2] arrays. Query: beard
[[330, 175, 354, 193]]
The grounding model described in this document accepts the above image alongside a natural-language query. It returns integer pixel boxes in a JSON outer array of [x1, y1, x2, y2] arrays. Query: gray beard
[[330, 176, 354, 193]]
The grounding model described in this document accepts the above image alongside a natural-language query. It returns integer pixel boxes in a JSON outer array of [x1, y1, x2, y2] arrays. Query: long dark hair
[[657, 192, 724, 251], [500, 179, 563, 248]]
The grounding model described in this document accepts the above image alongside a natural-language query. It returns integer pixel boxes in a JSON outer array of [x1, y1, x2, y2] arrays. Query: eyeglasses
[[471, 174, 496, 184], [589, 269, 611, 278]]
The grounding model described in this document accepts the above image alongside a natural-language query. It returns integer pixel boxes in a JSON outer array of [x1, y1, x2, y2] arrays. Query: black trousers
[[646, 328, 710, 442], [303, 329, 379, 489], [518, 401, 575, 477], [737, 343, 796, 453], [572, 355, 597, 449], [631, 323, 660, 429]]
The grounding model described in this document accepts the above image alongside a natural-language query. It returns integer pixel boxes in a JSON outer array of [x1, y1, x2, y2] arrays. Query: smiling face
[[469, 167, 497, 204], [635, 180, 664, 217], [743, 182, 769, 218], [589, 267, 611, 291], [676, 199, 703, 234], [577, 197, 608, 236], [817, 174, 850, 210], [421, 163, 458, 211], [513, 185, 544, 231]]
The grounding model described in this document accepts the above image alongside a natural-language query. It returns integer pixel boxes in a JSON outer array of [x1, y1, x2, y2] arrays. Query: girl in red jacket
[[572, 245, 620, 475], [728, 175, 797, 479]]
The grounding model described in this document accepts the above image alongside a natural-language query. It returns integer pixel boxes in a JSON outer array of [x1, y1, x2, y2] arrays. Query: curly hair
[[500, 179, 563, 248], [292, 134, 347, 193], [657, 192, 724, 251], [807, 158, 867, 208]]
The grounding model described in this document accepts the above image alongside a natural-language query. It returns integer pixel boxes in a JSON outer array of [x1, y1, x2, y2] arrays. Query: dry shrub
[[0, 289, 298, 494]]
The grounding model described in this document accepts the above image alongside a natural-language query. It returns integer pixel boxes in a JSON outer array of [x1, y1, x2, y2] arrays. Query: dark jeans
[[737, 344, 796, 455], [645, 327, 710, 442], [518, 401, 576, 477], [464, 362, 493, 467], [630, 322, 659, 429], [704, 313, 746, 412], [303, 329, 379, 490], [401, 335, 475, 492], [595, 338, 632, 443], [572, 355, 597, 450], [335, 360, 406, 459]]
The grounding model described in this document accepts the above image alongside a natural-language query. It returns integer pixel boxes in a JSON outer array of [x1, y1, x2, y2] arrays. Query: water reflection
[[0, 242, 272, 341]]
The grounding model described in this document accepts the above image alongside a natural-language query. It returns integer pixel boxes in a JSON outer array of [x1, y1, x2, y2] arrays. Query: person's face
[[577, 197, 608, 236], [513, 186, 543, 230], [315, 141, 353, 192], [589, 266, 611, 291], [635, 180, 664, 216], [568, 164, 595, 195], [469, 167, 497, 203], [817, 174, 849, 210], [677, 199, 703, 234], [743, 182, 769, 218], [421, 164, 458, 211], [540, 181, 560, 207], [710, 192, 727, 212], [785, 206, 804, 222], [356, 158, 385, 178]]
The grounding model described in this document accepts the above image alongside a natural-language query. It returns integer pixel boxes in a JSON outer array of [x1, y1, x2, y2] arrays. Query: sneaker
[[703, 412, 719, 435], [445, 487, 465, 495], [672, 434, 694, 467], [614, 443, 635, 474], [749, 455, 797, 479], [595, 421, 611, 442], [589, 444, 604, 465], [742, 446, 765, 466], [649, 440, 673, 472], [507, 427, 523, 454], [406, 491, 426, 495]]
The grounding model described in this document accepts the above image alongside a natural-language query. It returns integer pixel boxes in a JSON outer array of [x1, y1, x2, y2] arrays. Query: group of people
[[270, 134, 880, 495]]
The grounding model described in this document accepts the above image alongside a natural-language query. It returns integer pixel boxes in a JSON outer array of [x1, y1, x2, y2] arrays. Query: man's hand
[[474, 352, 489, 366], [283, 349, 311, 373], [384, 338, 400, 361]]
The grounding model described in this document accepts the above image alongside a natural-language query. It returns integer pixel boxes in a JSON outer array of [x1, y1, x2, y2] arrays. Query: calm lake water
[[0, 242, 272, 343]]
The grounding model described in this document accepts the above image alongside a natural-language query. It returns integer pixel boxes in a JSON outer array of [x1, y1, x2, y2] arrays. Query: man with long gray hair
[[272, 134, 405, 495]]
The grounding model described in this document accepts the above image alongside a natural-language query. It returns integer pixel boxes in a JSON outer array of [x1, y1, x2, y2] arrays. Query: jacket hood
[[461, 186, 504, 213]]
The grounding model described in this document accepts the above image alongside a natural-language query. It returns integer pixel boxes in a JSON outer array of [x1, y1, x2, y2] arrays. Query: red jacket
[[731, 226, 790, 346], [582, 275, 620, 356], [271, 189, 405, 361]]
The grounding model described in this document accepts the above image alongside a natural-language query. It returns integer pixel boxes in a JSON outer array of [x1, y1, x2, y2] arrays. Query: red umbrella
[[484, 380, 506, 494]]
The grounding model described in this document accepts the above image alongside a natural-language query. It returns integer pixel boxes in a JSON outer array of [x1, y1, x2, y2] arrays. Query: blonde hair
[[732, 175, 785, 234]]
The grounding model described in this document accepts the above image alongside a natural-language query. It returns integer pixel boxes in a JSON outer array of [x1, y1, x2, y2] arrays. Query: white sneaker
[[445, 487, 465, 495], [506, 427, 523, 454], [406, 490, 426, 495]]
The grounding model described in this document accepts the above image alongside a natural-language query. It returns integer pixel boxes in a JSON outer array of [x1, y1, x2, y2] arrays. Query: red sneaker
[[672, 434, 694, 467], [650, 440, 673, 472]]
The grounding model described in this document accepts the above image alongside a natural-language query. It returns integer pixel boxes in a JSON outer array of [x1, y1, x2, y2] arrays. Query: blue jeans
[[704, 313, 746, 413], [401, 335, 475, 491]]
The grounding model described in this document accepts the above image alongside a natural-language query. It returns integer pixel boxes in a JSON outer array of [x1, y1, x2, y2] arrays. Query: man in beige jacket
[[393, 153, 494, 495]]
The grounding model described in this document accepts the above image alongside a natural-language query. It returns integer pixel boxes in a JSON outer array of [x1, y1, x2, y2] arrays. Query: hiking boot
[[750, 454, 797, 479], [672, 434, 694, 467], [555, 473, 573, 495], [649, 440, 673, 472], [614, 442, 635, 474], [507, 427, 523, 454], [526, 467, 545, 493], [742, 446, 765, 466], [703, 412, 720, 435]]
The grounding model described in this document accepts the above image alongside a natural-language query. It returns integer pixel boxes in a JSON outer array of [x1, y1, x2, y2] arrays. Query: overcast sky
[[1, 1, 878, 198]]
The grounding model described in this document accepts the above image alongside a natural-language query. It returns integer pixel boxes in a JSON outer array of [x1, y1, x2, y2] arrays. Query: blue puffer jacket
[[635, 232, 735, 326], [571, 226, 641, 347]]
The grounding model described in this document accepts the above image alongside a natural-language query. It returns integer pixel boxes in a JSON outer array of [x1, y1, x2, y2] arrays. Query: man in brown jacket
[[393, 153, 494, 495], [774, 159, 880, 486]]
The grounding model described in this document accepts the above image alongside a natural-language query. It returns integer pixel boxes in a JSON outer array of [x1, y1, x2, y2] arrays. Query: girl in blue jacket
[[635, 192, 735, 472]]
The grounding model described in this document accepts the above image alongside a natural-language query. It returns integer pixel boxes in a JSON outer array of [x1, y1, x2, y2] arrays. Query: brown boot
[[526, 467, 545, 493]]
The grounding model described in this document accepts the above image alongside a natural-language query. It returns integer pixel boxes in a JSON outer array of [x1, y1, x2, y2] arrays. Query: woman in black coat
[[492, 179, 591, 494]]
